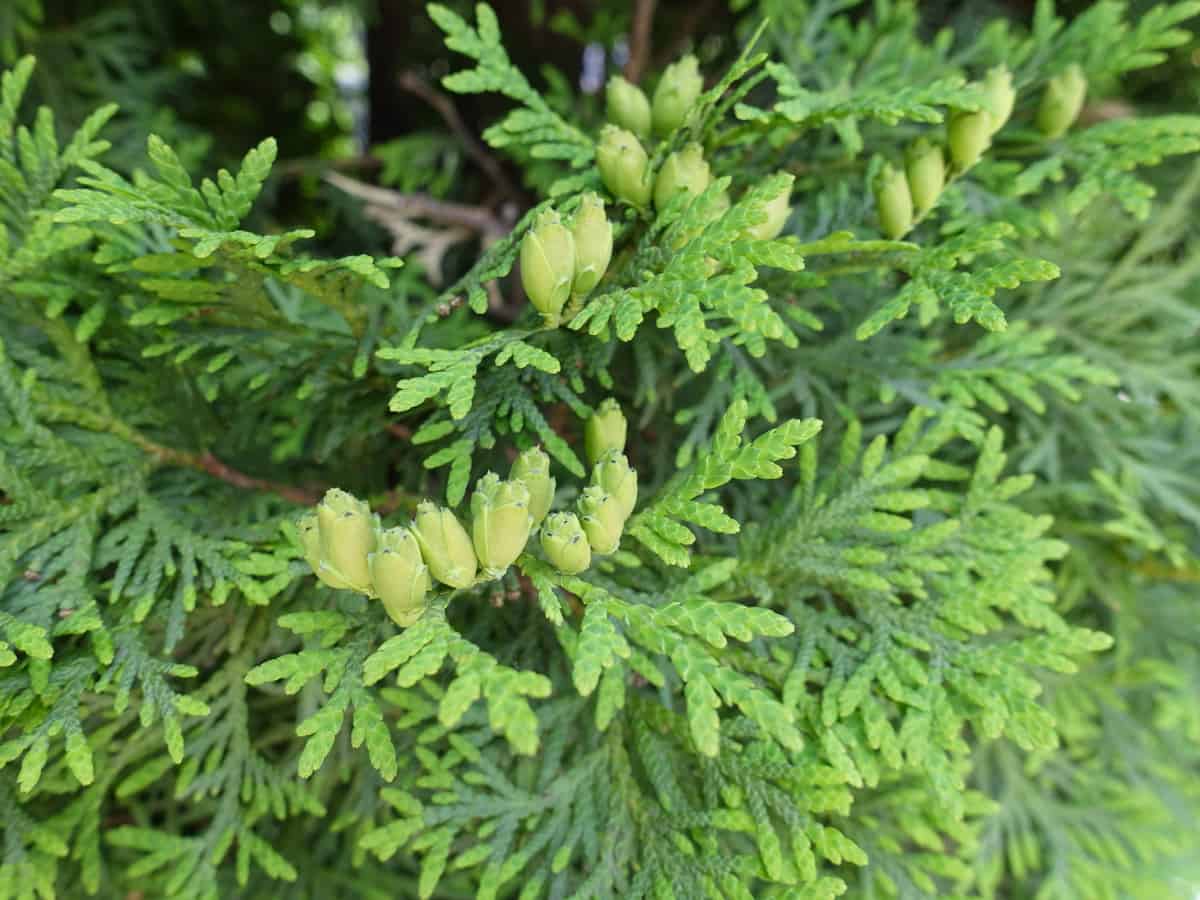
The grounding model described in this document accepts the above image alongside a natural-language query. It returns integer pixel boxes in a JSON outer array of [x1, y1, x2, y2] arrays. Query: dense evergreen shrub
[[1, 1, 1198, 897]]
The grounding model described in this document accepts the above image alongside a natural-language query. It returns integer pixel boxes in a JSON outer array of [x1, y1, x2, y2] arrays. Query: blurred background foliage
[[6, 0, 1197, 255], [3, 0, 1191, 324]]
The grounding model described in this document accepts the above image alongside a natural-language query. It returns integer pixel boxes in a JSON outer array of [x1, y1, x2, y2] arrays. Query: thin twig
[[398, 70, 524, 204], [153, 438, 425, 517], [324, 171, 505, 235], [193, 452, 322, 505], [35, 394, 326, 506], [155, 447, 320, 505], [624, 0, 658, 83], [324, 171, 506, 292], [134, 439, 323, 506], [324, 171, 518, 318], [26, 303, 326, 507]]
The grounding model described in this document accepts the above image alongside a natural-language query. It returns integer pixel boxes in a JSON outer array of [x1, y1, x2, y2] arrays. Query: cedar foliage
[[1, 1, 1199, 898]]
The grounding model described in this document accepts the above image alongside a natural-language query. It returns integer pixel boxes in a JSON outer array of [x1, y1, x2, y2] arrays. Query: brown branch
[[194, 452, 321, 506], [133, 437, 322, 506], [624, 0, 658, 83], [324, 171, 506, 289], [155, 440, 428, 518], [324, 172, 505, 236], [37, 399, 325, 507], [324, 172, 520, 319], [398, 70, 524, 204]]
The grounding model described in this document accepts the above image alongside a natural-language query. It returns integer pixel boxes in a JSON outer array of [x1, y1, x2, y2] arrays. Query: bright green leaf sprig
[[427, 2, 594, 170], [572, 172, 805, 371], [627, 398, 823, 567]]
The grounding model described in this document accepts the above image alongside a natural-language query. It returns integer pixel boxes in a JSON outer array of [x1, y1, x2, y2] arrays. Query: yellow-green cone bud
[[874, 163, 913, 240], [471, 473, 533, 577], [947, 108, 992, 171], [744, 177, 792, 240], [652, 54, 703, 137], [577, 486, 625, 555], [606, 75, 651, 138], [1037, 63, 1087, 139], [299, 512, 351, 591], [520, 210, 575, 326], [570, 193, 613, 298], [412, 501, 477, 589], [654, 143, 711, 212], [596, 125, 653, 207], [982, 66, 1016, 134], [369, 527, 431, 627], [591, 449, 638, 520], [540, 512, 591, 575], [510, 447, 555, 528], [315, 489, 376, 593], [585, 398, 628, 465], [905, 139, 945, 217]]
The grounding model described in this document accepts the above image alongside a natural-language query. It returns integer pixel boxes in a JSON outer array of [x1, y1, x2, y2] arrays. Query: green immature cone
[[653, 143, 712, 212], [605, 75, 651, 138], [510, 447, 555, 528], [369, 527, 431, 627], [591, 449, 638, 520], [471, 473, 533, 577], [299, 513, 351, 591], [520, 210, 575, 326], [315, 489, 376, 593], [412, 501, 477, 589], [652, 54, 702, 137], [982, 65, 1017, 134], [540, 512, 591, 575], [570, 193, 613, 299], [1037, 63, 1087, 139], [744, 178, 792, 240], [596, 125, 653, 207], [577, 486, 625, 556], [874, 163, 914, 240], [585, 398, 628, 465], [905, 139, 945, 217], [947, 108, 992, 171]]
